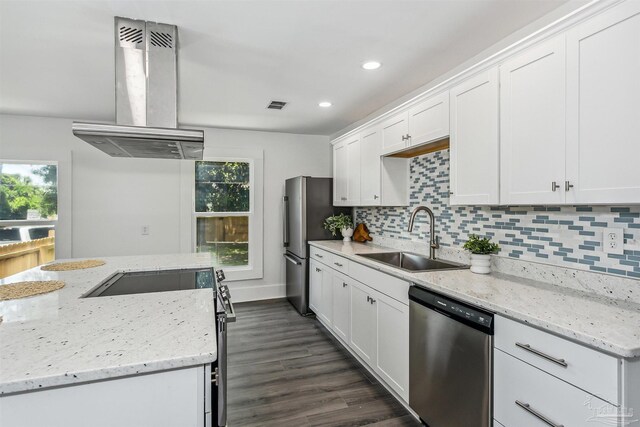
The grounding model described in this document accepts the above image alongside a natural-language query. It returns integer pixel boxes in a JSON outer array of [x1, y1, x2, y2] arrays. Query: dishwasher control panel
[[433, 296, 493, 328]]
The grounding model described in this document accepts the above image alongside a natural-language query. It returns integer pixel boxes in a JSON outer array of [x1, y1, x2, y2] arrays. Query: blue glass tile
[[590, 222, 608, 227], [535, 253, 549, 259], [578, 245, 595, 251], [590, 266, 607, 273], [607, 268, 627, 276], [628, 271, 640, 278], [579, 231, 596, 236], [583, 255, 600, 261], [578, 216, 596, 222]]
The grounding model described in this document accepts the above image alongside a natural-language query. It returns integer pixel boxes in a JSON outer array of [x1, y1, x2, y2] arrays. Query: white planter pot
[[470, 254, 491, 274], [341, 227, 354, 242]]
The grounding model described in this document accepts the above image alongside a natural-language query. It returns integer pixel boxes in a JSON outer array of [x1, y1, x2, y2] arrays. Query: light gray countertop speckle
[[310, 240, 640, 359], [0, 253, 217, 395]]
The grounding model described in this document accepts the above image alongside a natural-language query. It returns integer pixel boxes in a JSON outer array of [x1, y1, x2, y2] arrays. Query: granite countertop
[[0, 253, 217, 395], [310, 240, 640, 358]]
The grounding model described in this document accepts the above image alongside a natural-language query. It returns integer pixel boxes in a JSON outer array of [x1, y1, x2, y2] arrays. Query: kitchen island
[[0, 253, 217, 427]]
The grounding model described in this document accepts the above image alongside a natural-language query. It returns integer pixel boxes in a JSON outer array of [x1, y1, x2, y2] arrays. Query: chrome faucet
[[407, 205, 440, 259]]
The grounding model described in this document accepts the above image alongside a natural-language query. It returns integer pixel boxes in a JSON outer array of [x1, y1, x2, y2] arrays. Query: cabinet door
[[566, 1, 640, 204], [349, 281, 376, 366], [332, 141, 348, 205], [360, 127, 382, 206], [345, 134, 361, 205], [332, 273, 351, 343], [381, 111, 409, 155], [309, 259, 322, 315], [373, 291, 409, 402], [500, 36, 567, 205], [449, 68, 500, 205], [408, 91, 449, 147], [319, 265, 333, 326]]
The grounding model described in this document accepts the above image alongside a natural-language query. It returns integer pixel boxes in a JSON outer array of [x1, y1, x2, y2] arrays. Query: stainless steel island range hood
[[72, 17, 204, 160]]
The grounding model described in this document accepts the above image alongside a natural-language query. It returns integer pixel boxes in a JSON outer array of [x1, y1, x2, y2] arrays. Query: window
[[194, 161, 251, 267], [0, 161, 58, 278]]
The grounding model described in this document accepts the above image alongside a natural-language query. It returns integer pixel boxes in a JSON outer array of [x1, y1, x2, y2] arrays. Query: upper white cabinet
[[332, 140, 348, 205], [407, 91, 449, 147], [500, 36, 567, 205], [566, 1, 640, 204], [381, 112, 409, 155], [360, 127, 382, 205], [449, 67, 500, 205]]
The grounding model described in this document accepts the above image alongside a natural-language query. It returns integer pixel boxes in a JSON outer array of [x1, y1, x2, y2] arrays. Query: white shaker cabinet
[[332, 140, 348, 206], [360, 127, 382, 206], [349, 280, 377, 367], [381, 111, 409, 155], [332, 272, 351, 343], [345, 134, 362, 206], [566, 0, 640, 204], [373, 289, 409, 401], [407, 91, 449, 147], [500, 36, 567, 205], [449, 67, 500, 205]]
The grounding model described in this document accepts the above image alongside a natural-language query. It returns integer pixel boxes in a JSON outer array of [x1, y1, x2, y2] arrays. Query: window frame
[[186, 152, 264, 282], [0, 159, 59, 227]]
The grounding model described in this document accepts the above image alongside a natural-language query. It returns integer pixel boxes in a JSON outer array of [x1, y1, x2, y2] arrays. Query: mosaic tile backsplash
[[355, 149, 640, 280]]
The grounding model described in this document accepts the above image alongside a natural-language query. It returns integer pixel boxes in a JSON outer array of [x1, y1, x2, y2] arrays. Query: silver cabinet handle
[[515, 400, 564, 427], [366, 296, 371, 302], [284, 254, 302, 265], [373, 195, 379, 200], [283, 196, 289, 247], [551, 181, 560, 192], [516, 343, 567, 367], [334, 262, 343, 267], [315, 267, 321, 272], [565, 180, 574, 192], [315, 253, 323, 258], [343, 282, 348, 288], [341, 197, 347, 201], [370, 298, 376, 304]]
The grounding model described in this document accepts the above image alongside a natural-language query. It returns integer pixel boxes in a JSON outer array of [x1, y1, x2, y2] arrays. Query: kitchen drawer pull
[[516, 342, 568, 367], [334, 262, 343, 267], [315, 267, 321, 272], [515, 400, 564, 427], [315, 253, 323, 258], [366, 296, 371, 302], [343, 282, 348, 287]]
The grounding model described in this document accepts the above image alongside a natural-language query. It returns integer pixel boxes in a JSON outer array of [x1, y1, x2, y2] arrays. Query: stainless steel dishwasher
[[409, 286, 494, 427]]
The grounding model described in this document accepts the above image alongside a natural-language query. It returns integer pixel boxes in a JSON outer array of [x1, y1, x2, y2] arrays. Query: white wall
[[0, 114, 331, 301]]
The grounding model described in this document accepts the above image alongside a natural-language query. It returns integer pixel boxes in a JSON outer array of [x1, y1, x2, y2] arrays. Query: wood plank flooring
[[227, 299, 421, 427]]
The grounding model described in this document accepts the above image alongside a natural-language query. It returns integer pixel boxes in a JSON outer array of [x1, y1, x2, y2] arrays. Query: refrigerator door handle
[[284, 253, 302, 265], [283, 195, 289, 247]]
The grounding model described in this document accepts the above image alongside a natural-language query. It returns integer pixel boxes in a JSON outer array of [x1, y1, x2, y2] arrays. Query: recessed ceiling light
[[362, 61, 382, 70], [318, 101, 332, 108]]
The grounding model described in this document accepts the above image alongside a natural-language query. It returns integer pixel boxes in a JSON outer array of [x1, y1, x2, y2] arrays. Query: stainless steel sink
[[357, 252, 467, 272]]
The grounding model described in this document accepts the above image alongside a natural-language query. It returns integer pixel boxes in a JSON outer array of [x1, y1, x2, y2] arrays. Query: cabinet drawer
[[495, 349, 613, 427], [330, 254, 349, 274], [495, 315, 619, 405], [310, 247, 334, 266]]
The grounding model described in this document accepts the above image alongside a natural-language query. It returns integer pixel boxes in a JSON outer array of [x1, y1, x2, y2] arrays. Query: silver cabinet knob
[[551, 181, 560, 192], [373, 195, 379, 200], [565, 181, 574, 192]]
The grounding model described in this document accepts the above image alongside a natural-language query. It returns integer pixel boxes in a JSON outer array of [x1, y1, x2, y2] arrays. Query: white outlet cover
[[603, 228, 624, 255]]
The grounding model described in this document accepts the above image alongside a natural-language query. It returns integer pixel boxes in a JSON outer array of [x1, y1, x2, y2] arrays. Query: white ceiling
[[0, 0, 571, 135]]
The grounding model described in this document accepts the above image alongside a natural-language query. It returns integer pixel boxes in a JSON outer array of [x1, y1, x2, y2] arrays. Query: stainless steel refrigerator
[[283, 177, 350, 315]]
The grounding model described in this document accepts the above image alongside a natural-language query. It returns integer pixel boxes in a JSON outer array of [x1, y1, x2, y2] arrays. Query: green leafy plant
[[323, 214, 354, 236], [463, 234, 500, 255]]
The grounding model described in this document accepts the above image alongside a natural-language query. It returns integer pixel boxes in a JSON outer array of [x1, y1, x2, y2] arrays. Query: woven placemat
[[41, 259, 105, 271], [0, 280, 65, 301]]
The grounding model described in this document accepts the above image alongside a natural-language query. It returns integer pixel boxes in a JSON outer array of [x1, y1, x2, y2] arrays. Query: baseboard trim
[[230, 283, 285, 303]]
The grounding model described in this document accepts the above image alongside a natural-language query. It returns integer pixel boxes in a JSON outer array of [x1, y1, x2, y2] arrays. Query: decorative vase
[[470, 254, 491, 274], [341, 227, 354, 242]]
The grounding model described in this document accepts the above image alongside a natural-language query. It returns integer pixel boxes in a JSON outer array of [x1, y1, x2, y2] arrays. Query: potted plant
[[324, 213, 354, 242], [463, 234, 500, 274]]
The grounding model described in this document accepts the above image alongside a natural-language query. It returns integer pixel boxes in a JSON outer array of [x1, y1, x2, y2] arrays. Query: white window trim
[[180, 149, 264, 282], [0, 159, 59, 227]]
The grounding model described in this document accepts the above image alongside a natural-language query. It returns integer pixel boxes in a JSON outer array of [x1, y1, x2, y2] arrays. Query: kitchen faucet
[[407, 205, 440, 259]]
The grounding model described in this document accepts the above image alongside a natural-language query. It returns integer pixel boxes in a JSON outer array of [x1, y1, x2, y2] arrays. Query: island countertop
[[310, 240, 640, 359], [0, 253, 217, 395]]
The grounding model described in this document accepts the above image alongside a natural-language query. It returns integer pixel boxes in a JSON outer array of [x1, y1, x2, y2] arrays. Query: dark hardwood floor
[[227, 299, 421, 427]]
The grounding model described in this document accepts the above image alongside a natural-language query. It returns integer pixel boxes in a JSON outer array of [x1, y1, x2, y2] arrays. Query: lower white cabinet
[[332, 272, 351, 343], [349, 280, 377, 366], [0, 366, 206, 427], [373, 288, 409, 401], [311, 248, 410, 403]]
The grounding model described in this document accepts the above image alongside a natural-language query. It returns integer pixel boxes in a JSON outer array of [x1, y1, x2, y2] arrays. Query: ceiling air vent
[[267, 100, 287, 110], [150, 31, 173, 48], [119, 26, 143, 44]]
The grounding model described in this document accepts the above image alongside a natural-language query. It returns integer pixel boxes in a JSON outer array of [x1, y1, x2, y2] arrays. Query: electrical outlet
[[141, 225, 150, 236], [603, 228, 623, 255]]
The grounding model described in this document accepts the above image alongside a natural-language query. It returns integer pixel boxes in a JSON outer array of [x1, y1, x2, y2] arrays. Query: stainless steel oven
[[212, 270, 235, 427]]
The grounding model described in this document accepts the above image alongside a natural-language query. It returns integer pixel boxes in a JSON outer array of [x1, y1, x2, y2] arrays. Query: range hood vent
[[72, 17, 204, 160]]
